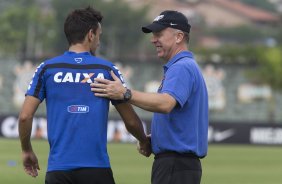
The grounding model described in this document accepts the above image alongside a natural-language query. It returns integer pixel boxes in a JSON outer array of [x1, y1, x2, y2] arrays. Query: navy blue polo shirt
[[26, 51, 126, 171], [151, 51, 209, 158]]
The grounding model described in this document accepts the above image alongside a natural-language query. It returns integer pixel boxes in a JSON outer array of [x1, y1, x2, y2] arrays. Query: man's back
[[27, 51, 119, 171]]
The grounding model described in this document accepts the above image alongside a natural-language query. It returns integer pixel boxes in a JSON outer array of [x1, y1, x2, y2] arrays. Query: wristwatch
[[123, 88, 132, 101]]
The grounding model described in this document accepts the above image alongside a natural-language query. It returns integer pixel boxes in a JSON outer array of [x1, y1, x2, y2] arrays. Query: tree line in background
[[0, 0, 281, 66], [0, 0, 150, 62], [238, 0, 276, 12], [0, 0, 281, 122]]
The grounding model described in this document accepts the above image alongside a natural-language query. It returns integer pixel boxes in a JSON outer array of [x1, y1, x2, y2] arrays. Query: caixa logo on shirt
[[54, 72, 105, 83], [67, 105, 89, 113]]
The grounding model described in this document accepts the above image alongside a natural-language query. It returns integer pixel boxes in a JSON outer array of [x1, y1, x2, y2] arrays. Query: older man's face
[[150, 27, 180, 61]]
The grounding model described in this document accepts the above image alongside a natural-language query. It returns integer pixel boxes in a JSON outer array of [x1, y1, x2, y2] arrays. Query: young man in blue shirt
[[18, 6, 150, 184], [91, 10, 209, 184]]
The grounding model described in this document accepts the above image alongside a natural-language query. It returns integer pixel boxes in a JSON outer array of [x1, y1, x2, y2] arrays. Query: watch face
[[124, 89, 132, 100]]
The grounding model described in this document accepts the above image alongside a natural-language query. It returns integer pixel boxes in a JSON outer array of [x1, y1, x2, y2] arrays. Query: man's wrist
[[123, 88, 132, 101]]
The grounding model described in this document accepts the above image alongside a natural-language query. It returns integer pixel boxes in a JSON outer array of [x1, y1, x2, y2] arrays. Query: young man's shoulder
[[89, 55, 115, 66], [40, 54, 117, 71], [41, 54, 66, 65], [88, 56, 120, 71]]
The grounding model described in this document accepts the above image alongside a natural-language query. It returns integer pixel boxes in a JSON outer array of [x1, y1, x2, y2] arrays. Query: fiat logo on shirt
[[67, 105, 89, 113]]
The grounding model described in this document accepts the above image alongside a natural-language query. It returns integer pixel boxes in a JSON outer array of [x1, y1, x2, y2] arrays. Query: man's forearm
[[120, 111, 147, 143], [18, 96, 41, 152], [91, 72, 175, 112], [115, 103, 147, 143], [18, 117, 33, 152], [91, 73, 176, 112], [130, 90, 176, 113]]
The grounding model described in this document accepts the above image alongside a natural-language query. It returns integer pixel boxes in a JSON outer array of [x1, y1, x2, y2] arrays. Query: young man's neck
[[69, 44, 90, 53]]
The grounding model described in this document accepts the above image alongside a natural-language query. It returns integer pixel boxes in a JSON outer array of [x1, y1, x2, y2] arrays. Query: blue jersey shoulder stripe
[[33, 63, 113, 98], [44, 63, 112, 70]]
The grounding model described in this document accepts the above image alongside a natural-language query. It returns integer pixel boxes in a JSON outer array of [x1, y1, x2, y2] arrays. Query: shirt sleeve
[[25, 62, 46, 102], [110, 65, 128, 105], [161, 63, 195, 108]]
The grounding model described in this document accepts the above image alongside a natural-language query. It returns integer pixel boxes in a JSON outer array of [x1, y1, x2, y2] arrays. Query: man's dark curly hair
[[64, 6, 103, 45]]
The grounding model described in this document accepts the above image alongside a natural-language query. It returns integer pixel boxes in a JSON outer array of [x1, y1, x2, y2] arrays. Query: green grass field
[[0, 138, 282, 184]]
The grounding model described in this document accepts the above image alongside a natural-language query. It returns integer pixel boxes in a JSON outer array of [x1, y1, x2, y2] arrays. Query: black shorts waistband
[[154, 151, 199, 160]]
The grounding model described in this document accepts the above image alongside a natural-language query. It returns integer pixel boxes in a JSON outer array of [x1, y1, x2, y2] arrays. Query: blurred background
[[0, 0, 282, 184], [1, 0, 282, 141], [0, 0, 282, 143]]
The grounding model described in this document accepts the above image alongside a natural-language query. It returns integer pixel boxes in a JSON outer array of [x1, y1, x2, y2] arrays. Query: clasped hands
[[137, 135, 152, 157]]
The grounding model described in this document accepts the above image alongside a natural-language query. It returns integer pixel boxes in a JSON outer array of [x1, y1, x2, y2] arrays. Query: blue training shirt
[[151, 51, 209, 158], [26, 51, 125, 171]]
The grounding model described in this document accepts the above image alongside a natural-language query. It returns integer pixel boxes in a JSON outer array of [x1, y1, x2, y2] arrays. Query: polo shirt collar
[[164, 51, 194, 70], [64, 51, 92, 56]]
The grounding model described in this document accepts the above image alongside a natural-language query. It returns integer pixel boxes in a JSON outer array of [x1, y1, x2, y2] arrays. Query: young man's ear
[[87, 29, 95, 41]]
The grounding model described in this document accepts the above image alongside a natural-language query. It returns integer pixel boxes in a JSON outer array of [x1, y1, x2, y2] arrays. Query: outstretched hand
[[22, 150, 40, 177], [90, 71, 126, 100]]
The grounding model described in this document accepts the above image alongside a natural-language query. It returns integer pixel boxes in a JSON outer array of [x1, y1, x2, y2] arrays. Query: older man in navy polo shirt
[[91, 10, 209, 184]]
